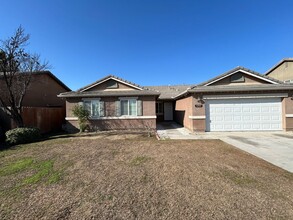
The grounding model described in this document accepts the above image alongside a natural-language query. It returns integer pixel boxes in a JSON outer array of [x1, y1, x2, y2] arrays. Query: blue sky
[[1, 0, 293, 90]]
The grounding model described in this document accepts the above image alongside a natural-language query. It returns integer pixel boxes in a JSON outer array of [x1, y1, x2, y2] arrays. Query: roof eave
[[188, 85, 293, 93]]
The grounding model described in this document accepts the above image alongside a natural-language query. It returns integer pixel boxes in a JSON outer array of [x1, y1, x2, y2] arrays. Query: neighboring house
[[24, 71, 71, 107], [144, 85, 191, 121], [174, 67, 293, 132], [265, 58, 293, 83], [0, 71, 71, 132], [58, 75, 160, 132], [0, 71, 70, 107]]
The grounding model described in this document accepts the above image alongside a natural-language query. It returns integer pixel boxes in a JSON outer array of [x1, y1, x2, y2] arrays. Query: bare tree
[[0, 26, 49, 127]]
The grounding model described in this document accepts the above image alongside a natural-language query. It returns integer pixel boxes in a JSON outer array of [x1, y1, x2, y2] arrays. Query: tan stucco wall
[[66, 118, 156, 132], [267, 61, 293, 82], [66, 96, 156, 117], [65, 95, 156, 132], [283, 93, 293, 131], [211, 73, 270, 86], [192, 94, 206, 132], [0, 73, 69, 107], [174, 96, 193, 131]]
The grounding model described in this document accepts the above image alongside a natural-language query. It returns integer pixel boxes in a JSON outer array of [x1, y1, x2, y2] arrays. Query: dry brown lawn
[[0, 132, 293, 219]]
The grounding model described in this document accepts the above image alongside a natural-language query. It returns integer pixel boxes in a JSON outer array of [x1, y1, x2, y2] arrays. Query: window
[[156, 102, 163, 115], [107, 80, 118, 89], [121, 99, 137, 116], [230, 72, 245, 83], [116, 98, 142, 116], [83, 99, 104, 117]]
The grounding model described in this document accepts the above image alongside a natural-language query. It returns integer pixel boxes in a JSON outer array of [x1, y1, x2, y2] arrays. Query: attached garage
[[205, 98, 282, 131]]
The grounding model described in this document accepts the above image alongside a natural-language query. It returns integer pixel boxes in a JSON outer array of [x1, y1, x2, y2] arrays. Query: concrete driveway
[[157, 122, 293, 173]]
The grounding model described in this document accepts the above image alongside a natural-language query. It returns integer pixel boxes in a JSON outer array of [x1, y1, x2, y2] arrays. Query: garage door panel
[[206, 98, 282, 131]]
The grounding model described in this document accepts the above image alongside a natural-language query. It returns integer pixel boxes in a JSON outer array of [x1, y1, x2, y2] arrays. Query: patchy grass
[[0, 158, 65, 187], [0, 134, 292, 219], [0, 158, 34, 176], [130, 155, 150, 166], [220, 169, 258, 186]]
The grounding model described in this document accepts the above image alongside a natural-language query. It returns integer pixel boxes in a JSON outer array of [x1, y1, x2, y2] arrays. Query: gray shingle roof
[[144, 85, 192, 99], [58, 89, 160, 98], [186, 84, 293, 94]]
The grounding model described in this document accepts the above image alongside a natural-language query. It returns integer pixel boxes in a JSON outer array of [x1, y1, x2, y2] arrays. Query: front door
[[164, 102, 173, 121]]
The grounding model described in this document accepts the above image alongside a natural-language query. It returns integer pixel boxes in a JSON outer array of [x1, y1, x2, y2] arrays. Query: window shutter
[[137, 100, 142, 116], [100, 101, 105, 117], [115, 100, 121, 116]]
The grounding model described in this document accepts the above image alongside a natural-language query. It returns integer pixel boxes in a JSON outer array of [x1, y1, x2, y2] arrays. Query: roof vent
[[284, 79, 293, 84]]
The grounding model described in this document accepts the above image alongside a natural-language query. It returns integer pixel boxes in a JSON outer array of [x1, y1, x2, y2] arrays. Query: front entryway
[[164, 102, 173, 121], [205, 98, 282, 131]]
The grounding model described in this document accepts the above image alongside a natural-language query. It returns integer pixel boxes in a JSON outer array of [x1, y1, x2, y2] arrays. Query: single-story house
[[58, 75, 160, 132], [59, 60, 293, 133], [0, 71, 71, 133], [174, 66, 293, 132]]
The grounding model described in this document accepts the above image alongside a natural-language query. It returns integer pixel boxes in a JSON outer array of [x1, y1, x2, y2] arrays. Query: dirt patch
[[0, 134, 292, 219]]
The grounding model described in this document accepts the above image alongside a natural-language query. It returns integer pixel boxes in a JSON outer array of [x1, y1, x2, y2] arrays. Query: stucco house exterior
[[59, 59, 293, 133], [265, 58, 293, 83], [174, 67, 293, 132], [58, 75, 159, 132], [144, 85, 191, 122]]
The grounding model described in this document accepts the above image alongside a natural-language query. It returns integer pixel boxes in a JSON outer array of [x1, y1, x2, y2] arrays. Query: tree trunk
[[14, 113, 24, 128]]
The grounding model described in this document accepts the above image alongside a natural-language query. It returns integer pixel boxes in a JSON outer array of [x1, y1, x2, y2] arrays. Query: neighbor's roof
[[58, 89, 160, 98], [77, 75, 143, 92], [39, 71, 71, 91], [0, 70, 71, 91], [194, 66, 282, 87], [144, 85, 192, 99], [265, 58, 293, 75]]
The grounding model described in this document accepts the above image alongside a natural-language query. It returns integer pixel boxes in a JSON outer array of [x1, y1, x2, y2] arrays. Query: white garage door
[[206, 98, 282, 131]]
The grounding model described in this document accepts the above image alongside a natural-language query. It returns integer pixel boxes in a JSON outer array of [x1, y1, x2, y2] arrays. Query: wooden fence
[[9, 107, 65, 133]]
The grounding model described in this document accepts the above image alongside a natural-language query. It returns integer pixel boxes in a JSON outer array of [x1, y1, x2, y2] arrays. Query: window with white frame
[[116, 98, 142, 116], [83, 99, 104, 117]]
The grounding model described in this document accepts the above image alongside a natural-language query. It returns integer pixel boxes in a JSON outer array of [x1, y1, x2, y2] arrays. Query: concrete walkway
[[157, 122, 293, 173]]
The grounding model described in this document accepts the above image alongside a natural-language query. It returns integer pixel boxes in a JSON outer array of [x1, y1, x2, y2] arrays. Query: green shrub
[[5, 127, 41, 145], [72, 105, 90, 132]]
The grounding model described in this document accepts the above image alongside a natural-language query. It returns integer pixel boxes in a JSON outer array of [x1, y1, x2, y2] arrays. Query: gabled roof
[[39, 71, 71, 91], [173, 67, 285, 99], [265, 58, 293, 75], [144, 85, 192, 100], [78, 75, 143, 92], [195, 66, 281, 87], [58, 75, 160, 98]]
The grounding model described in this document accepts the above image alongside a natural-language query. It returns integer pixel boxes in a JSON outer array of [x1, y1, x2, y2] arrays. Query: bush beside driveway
[[0, 133, 293, 219]]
